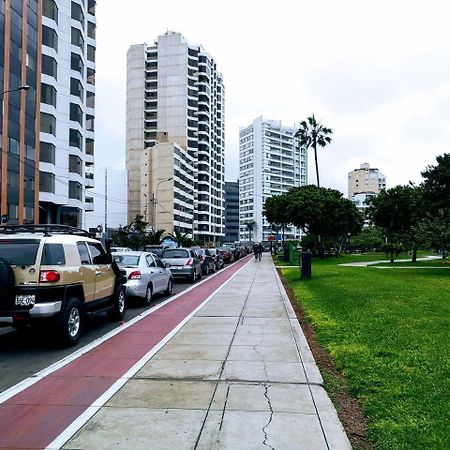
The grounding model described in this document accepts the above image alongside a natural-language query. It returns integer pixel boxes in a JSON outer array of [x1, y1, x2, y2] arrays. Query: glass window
[[71, 52, 84, 74], [69, 103, 83, 125], [41, 83, 56, 107], [68, 180, 82, 200], [87, 21, 95, 39], [88, 242, 109, 264], [155, 256, 166, 268], [42, 54, 57, 79], [86, 114, 94, 131], [40, 142, 55, 164], [40, 112, 56, 135], [0, 239, 40, 265], [146, 255, 156, 267], [42, 24, 58, 52], [39, 171, 55, 193], [86, 138, 94, 155], [8, 138, 19, 155], [41, 244, 66, 265], [87, 44, 95, 62], [70, 77, 83, 99], [87, 0, 95, 16], [69, 128, 82, 149], [71, 27, 84, 49], [71, 1, 84, 25], [43, 0, 58, 23], [86, 91, 95, 108], [77, 242, 91, 264], [69, 155, 82, 174], [7, 171, 19, 187], [87, 68, 95, 85]]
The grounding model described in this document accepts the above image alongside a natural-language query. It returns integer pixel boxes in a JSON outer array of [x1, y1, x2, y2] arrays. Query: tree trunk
[[313, 142, 320, 188], [390, 248, 394, 263], [412, 246, 418, 263]]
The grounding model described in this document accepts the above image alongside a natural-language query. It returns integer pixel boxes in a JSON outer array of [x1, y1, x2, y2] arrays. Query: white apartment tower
[[239, 117, 307, 242], [348, 163, 386, 199], [39, 0, 96, 227], [127, 32, 225, 242]]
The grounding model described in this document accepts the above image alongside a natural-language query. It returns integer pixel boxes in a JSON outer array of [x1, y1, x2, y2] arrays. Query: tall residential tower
[[239, 117, 307, 242], [126, 32, 225, 242]]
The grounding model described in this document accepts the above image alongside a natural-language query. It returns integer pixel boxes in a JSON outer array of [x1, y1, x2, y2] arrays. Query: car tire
[[0, 257, 15, 304], [165, 278, 173, 296], [190, 271, 196, 283], [204, 264, 209, 276], [108, 285, 126, 321], [143, 284, 153, 306], [56, 297, 83, 346]]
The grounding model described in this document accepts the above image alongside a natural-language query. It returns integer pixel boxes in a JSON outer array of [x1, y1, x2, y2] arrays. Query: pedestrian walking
[[257, 243, 263, 261]]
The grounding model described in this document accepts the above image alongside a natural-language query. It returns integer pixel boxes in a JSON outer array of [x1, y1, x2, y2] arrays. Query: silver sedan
[[112, 251, 173, 305]]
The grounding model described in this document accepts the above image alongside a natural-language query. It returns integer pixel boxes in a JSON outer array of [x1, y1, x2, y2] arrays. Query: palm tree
[[245, 221, 256, 242], [295, 115, 333, 188]]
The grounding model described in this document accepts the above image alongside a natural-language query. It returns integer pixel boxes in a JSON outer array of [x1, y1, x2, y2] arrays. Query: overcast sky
[[94, 0, 450, 196]]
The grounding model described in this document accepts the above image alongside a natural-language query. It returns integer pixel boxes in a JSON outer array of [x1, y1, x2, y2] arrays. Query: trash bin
[[300, 251, 312, 279], [283, 246, 290, 262]]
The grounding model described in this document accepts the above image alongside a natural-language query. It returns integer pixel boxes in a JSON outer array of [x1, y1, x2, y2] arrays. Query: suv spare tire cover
[[0, 258, 15, 303]]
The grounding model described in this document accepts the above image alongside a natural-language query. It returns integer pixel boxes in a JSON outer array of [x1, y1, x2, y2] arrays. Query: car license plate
[[171, 266, 181, 270], [15, 295, 35, 307]]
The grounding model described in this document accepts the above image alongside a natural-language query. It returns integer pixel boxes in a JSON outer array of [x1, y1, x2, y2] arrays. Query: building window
[[42, 25, 58, 52], [41, 83, 57, 107], [69, 128, 82, 149], [39, 171, 55, 193], [69, 181, 82, 200], [71, 52, 84, 74], [42, 54, 57, 80], [86, 114, 94, 131], [71, 1, 85, 25], [69, 103, 83, 125], [87, 21, 96, 39], [69, 155, 82, 174], [71, 27, 84, 49], [70, 77, 83, 100], [87, 0, 95, 15], [40, 142, 55, 164], [43, 0, 58, 23], [86, 91, 95, 108], [87, 68, 95, 85], [86, 138, 94, 155], [7, 171, 19, 188], [40, 113, 56, 135], [87, 44, 95, 62], [8, 138, 19, 155]]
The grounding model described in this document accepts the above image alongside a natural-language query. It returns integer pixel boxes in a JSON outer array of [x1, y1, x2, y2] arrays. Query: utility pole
[[104, 168, 108, 235]]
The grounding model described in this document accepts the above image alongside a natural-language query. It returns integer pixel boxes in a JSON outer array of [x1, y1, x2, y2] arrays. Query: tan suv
[[0, 225, 126, 346]]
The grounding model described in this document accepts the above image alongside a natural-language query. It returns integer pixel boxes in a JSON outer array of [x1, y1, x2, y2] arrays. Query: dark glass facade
[[1, 0, 40, 224], [224, 181, 239, 243]]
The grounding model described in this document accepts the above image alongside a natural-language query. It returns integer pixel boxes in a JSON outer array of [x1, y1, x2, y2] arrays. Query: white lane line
[[0, 257, 249, 405], [45, 257, 251, 450]]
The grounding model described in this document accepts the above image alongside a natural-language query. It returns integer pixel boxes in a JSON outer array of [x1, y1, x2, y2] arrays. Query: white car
[[112, 251, 173, 305], [110, 247, 132, 253]]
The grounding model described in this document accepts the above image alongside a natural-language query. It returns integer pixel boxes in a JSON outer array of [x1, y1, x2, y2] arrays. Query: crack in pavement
[[262, 384, 275, 450]]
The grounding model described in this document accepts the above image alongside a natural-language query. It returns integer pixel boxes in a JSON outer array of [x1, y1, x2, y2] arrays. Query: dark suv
[[0, 225, 126, 346]]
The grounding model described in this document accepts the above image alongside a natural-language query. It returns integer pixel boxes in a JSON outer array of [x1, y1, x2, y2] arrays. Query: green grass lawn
[[281, 259, 449, 450]]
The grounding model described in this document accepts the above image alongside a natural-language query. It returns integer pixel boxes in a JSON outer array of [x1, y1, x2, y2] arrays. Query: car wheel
[[165, 278, 173, 295], [212, 263, 216, 273], [204, 264, 209, 276], [56, 297, 83, 346], [143, 284, 153, 306], [190, 271, 196, 283], [108, 285, 126, 321]]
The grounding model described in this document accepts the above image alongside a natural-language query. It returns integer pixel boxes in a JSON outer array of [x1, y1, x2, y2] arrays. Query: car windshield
[[0, 239, 40, 265], [113, 255, 140, 267], [163, 249, 189, 259]]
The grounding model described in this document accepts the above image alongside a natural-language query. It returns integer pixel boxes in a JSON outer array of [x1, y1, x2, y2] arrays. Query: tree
[[145, 229, 166, 245], [244, 221, 256, 242], [295, 115, 333, 188], [422, 153, 450, 213], [169, 228, 194, 247], [112, 215, 165, 250], [350, 226, 385, 253], [366, 185, 424, 262], [263, 195, 292, 245]]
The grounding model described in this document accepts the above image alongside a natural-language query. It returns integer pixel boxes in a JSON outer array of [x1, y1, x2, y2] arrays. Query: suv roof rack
[[0, 224, 92, 237]]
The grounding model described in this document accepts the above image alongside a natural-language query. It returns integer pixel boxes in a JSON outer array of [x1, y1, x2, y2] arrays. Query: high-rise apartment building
[[1, 0, 96, 227], [348, 163, 386, 199], [127, 32, 225, 242], [239, 117, 307, 242], [224, 181, 239, 243]]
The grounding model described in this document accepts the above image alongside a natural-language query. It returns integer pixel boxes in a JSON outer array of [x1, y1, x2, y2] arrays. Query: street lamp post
[[0, 85, 30, 113], [152, 177, 172, 231]]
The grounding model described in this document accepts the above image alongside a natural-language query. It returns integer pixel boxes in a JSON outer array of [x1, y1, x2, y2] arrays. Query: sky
[[94, 0, 450, 196]]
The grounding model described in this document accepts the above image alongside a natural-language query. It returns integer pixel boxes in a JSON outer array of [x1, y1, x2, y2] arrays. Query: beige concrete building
[[141, 134, 195, 235], [126, 32, 225, 241], [348, 163, 386, 199]]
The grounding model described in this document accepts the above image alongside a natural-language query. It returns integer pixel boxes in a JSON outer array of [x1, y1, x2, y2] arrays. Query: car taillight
[[185, 258, 193, 266], [39, 270, 60, 283], [128, 270, 141, 280]]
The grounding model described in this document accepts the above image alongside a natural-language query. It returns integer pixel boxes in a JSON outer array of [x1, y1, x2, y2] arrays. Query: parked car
[[219, 247, 235, 264], [112, 251, 173, 305], [143, 244, 165, 258], [208, 248, 225, 270], [196, 248, 216, 275], [161, 248, 202, 283], [0, 225, 126, 346], [110, 246, 132, 253]]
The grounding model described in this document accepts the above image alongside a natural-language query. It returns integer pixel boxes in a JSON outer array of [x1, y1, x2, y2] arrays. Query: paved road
[[0, 273, 219, 394]]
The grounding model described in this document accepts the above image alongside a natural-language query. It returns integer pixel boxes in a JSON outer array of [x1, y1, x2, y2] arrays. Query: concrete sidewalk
[[63, 255, 350, 450]]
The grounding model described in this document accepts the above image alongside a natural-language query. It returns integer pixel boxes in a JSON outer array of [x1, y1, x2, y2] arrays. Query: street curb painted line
[[0, 257, 249, 406], [45, 256, 252, 450]]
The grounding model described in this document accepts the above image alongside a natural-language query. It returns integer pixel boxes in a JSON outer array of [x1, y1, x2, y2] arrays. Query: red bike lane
[[0, 256, 251, 449]]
